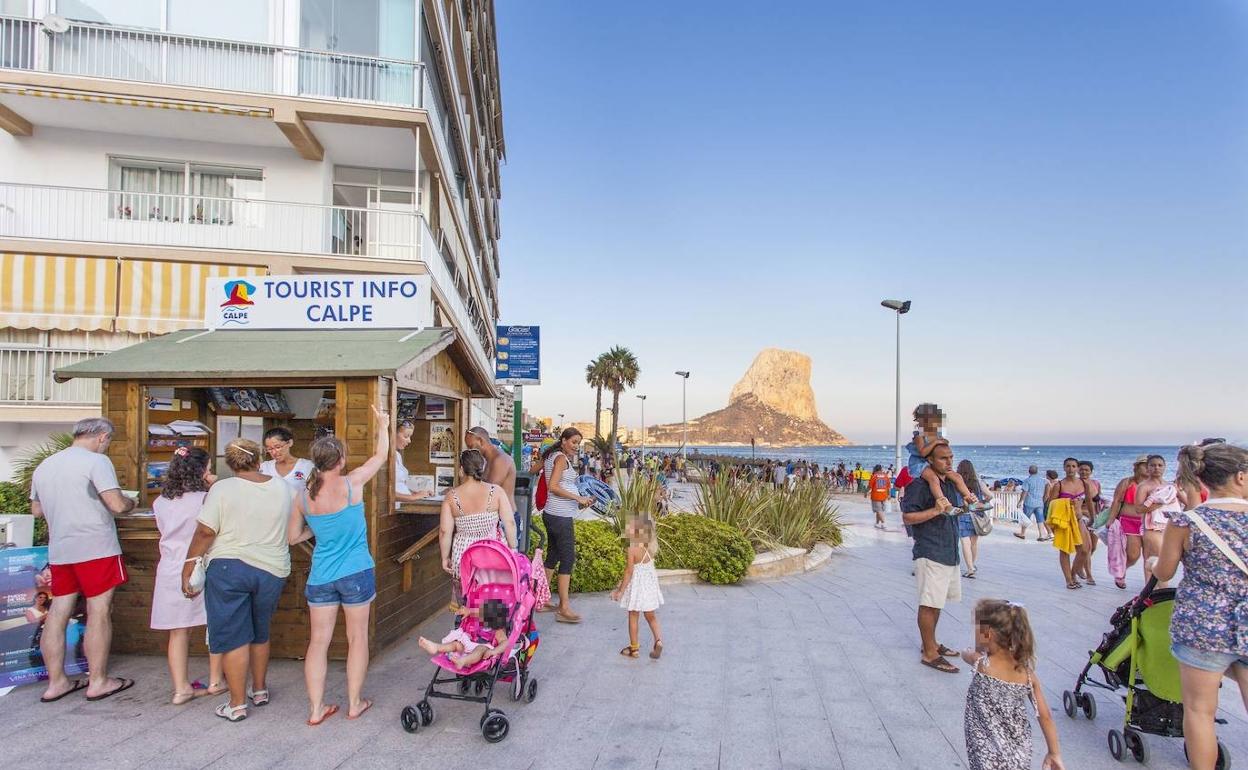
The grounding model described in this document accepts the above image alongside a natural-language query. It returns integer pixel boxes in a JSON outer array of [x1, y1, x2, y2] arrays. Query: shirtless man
[[465, 427, 516, 501]]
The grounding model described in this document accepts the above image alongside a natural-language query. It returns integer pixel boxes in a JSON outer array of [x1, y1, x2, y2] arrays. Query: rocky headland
[[647, 349, 849, 447]]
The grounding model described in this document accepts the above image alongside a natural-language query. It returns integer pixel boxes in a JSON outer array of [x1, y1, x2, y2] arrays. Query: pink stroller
[[400, 539, 540, 743]]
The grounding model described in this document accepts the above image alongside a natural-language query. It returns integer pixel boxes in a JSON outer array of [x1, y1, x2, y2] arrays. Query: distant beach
[[654, 444, 1181, 483]]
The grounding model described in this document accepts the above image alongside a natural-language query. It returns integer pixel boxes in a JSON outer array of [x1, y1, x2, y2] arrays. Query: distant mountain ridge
[[647, 349, 849, 447]]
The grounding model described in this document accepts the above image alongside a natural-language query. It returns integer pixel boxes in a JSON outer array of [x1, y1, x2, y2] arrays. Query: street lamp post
[[675, 371, 690, 462], [557, 413, 565, 432], [636, 394, 646, 463], [880, 299, 912, 480]]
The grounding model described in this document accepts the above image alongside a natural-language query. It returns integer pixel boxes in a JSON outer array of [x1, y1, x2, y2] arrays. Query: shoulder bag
[[1185, 503, 1248, 577]]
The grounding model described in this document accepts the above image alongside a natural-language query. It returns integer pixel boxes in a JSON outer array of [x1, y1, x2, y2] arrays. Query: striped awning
[[0, 253, 117, 331], [116, 260, 267, 334], [0, 85, 273, 118]]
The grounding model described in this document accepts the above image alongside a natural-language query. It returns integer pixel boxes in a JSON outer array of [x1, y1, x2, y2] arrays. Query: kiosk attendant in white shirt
[[260, 427, 314, 492], [394, 420, 433, 503]]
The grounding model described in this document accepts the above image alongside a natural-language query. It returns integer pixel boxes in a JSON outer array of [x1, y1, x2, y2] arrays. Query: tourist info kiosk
[[54, 275, 497, 659]]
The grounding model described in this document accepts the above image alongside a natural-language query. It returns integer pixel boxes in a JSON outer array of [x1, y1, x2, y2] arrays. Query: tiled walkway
[[1, 497, 1243, 769]]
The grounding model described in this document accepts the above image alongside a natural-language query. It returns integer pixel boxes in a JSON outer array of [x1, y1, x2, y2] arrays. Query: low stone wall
[[656, 541, 837, 585]]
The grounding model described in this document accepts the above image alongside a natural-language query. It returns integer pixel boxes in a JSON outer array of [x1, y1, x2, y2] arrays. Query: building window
[[109, 157, 263, 224], [57, 0, 269, 42], [330, 166, 416, 256]]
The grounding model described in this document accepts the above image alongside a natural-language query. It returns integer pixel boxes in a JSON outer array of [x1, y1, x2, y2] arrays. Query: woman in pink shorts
[[1106, 455, 1149, 587]]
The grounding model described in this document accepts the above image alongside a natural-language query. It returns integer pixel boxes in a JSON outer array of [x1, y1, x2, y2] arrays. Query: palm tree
[[602, 346, 640, 445], [585, 354, 610, 440]]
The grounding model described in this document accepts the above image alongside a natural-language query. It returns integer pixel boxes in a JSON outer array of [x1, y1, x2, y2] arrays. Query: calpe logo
[[220, 280, 257, 326]]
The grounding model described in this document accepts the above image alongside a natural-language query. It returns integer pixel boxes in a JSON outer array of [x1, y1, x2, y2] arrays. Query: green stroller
[[1063, 576, 1231, 767]]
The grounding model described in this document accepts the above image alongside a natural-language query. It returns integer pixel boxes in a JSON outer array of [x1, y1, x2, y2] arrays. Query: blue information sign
[[496, 325, 540, 385]]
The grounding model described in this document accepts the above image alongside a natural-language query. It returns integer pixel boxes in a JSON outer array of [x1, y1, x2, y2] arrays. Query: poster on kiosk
[[0, 547, 88, 689]]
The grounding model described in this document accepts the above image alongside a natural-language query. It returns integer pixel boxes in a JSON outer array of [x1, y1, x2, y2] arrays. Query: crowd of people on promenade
[[24, 409, 1244, 769]]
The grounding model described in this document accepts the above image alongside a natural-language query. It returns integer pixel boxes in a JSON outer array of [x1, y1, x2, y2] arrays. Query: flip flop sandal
[[1085, 578, 1097, 586], [86, 677, 135, 702], [247, 688, 270, 707], [1066, 582, 1081, 590], [1115, 580, 1127, 589], [936, 645, 959, 657], [1013, 533, 1025, 540], [40, 679, 87, 703], [556, 612, 582, 624], [171, 690, 201, 706], [347, 700, 373, 720], [920, 657, 959, 674], [619, 645, 639, 658], [306, 703, 339, 726], [650, 641, 663, 660], [216, 702, 248, 722]]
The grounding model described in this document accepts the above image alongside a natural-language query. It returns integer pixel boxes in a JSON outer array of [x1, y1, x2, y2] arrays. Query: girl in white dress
[[611, 512, 664, 659]]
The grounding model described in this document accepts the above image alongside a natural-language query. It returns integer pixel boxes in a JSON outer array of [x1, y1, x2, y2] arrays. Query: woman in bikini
[[1045, 458, 1096, 589], [1106, 455, 1149, 588]]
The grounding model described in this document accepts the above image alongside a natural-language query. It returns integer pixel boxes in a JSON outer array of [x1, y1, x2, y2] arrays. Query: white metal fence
[[0, 182, 419, 259], [0, 346, 103, 404], [0, 15, 425, 108], [991, 490, 1025, 522]]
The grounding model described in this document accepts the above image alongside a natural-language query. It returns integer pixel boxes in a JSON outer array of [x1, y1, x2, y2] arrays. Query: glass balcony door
[[299, 0, 415, 105]]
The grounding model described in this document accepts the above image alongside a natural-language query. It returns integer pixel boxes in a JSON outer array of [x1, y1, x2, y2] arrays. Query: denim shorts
[[1171, 642, 1248, 674], [204, 559, 286, 654], [305, 567, 376, 608], [1023, 505, 1045, 523]]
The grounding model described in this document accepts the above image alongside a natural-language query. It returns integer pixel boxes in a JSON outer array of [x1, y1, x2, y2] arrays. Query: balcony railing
[[0, 182, 419, 259], [0, 15, 427, 109], [0, 182, 496, 375], [0, 346, 104, 405]]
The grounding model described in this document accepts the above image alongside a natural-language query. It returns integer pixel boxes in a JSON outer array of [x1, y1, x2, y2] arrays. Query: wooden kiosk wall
[[103, 349, 470, 660]]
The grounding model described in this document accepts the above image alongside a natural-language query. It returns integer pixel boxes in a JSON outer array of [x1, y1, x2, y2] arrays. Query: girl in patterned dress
[[961, 599, 1064, 770], [610, 512, 664, 659]]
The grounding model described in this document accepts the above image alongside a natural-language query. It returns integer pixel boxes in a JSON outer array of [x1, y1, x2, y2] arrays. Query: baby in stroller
[[418, 599, 509, 670]]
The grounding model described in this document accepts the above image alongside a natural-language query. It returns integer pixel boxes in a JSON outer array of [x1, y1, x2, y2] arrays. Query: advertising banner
[[0, 547, 88, 689], [495, 325, 540, 385], [205, 274, 433, 330]]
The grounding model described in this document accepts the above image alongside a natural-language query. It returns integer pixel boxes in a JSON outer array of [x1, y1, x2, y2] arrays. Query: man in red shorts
[[30, 417, 136, 703]]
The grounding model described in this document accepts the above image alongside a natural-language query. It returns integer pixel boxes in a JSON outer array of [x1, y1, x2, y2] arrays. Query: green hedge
[[656, 514, 754, 584], [526, 516, 626, 593], [525, 512, 754, 591], [0, 480, 46, 545]]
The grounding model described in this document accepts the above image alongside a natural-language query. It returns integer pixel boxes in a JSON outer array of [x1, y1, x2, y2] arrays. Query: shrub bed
[[656, 514, 754, 584], [525, 510, 754, 591], [526, 515, 626, 593]]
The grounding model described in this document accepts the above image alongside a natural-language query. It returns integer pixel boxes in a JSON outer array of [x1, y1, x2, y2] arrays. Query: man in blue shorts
[[1015, 465, 1051, 541]]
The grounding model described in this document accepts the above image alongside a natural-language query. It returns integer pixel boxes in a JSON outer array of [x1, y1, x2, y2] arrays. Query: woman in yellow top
[[1044, 457, 1096, 590]]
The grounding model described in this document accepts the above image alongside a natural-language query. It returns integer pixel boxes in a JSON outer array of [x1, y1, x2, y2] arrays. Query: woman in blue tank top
[[287, 404, 389, 725]]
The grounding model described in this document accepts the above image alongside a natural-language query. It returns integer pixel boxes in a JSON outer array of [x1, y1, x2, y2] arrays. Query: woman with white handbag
[[1150, 441, 1248, 770], [151, 447, 223, 704]]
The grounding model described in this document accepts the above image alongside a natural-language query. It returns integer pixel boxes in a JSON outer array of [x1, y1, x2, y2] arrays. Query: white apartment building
[[0, 0, 505, 477]]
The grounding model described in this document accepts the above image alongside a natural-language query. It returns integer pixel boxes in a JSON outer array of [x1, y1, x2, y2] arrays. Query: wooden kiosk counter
[[55, 327, 495, 660]]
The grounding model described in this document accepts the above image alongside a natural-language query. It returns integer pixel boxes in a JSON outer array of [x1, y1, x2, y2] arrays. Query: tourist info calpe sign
[[495, 325, 540, 385], [205, 274, 433, 330]]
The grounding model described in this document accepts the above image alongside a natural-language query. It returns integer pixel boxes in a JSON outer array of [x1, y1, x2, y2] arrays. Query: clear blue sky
[[493, 1, 1248, 445]]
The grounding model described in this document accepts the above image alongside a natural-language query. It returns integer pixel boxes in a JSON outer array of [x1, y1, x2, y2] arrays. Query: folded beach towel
[[1048, 498, 1084, 555], [1106, 519, 1126, 581]]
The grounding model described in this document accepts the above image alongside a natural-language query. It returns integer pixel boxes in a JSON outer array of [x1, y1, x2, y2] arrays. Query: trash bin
[[513, 473, 534, 553]]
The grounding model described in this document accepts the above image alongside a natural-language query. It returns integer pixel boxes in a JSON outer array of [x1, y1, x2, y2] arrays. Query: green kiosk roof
[[55, 328, 458, 382]]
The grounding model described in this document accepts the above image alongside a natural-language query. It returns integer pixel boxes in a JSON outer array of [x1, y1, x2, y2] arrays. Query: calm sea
[[674, 445, 1181, 483]]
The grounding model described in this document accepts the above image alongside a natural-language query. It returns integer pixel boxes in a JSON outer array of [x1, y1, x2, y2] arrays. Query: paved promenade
[[1, 496, 1244, 769]]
